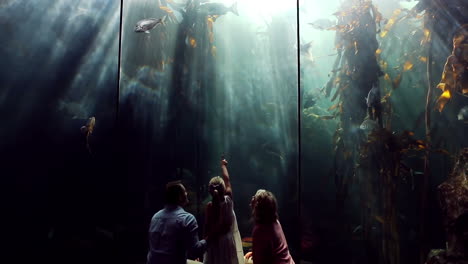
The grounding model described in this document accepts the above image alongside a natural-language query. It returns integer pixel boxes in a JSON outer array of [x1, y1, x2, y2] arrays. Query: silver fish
[[360, 118, 379, 132], [198, 2, 238, 16], [300, 41, 313, 56], [365, 84, 380, 108], [134, 17, 166, 33], [308, 18, 336, 30], [457, 106, 468, 122]]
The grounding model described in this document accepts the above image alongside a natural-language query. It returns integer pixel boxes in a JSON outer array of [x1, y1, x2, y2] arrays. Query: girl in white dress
[[203, 158, 244, 264]]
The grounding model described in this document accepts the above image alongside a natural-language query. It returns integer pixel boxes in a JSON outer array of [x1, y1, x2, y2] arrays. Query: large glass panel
[[300, 0, 468, 263], [0, 0, 120, 263], [299, 0, 341, 262], [120, 0, 299, 262]]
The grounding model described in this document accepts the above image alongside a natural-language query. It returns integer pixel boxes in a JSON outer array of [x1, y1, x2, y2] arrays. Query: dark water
[[1, 0, 467, 263]]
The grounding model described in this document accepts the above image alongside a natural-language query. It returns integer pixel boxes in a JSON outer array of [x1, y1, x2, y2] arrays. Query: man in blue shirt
[[147, 181, 208, 264]]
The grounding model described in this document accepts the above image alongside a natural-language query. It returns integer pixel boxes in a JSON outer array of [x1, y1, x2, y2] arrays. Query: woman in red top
[[247, 189, 295, 264]]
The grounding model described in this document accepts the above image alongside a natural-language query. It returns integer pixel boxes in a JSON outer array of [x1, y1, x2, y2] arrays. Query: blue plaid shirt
[[147, 205, 207, 264]]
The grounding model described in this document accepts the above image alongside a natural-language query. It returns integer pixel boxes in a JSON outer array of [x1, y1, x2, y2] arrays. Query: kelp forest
[[304, 0, 468, 264]]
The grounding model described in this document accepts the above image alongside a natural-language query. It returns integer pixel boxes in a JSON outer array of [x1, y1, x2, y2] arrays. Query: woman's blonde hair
[[208, 176, 226, 197], [251, 189, 278, 224]]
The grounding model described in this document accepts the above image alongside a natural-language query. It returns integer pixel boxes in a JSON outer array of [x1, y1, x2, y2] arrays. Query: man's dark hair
[[165, 181, 185, 205]]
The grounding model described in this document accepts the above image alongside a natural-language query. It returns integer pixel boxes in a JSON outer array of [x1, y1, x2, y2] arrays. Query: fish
[[308, 113, 335, 120], [261, 143, 285, 161], [457, 106, 468, 122], [303, 94, 316, 108], [95, 226, 114, 240], [81, 117, 96, 153], [300, 41, 315, 66], [300, 41, 313, 55], [81, 116, 95, 135], [198, 2, 238, 16], [365, 84, 380, 108], [134, 16, 166, 33], [308, 18, 336, 30], [352, 225, 363, 234], [410, 169, 424, 178], [359, 118, 379, 132], [319, 115, 335, 120], [69, 7, 92, 20], [266, 150, 284, 161]]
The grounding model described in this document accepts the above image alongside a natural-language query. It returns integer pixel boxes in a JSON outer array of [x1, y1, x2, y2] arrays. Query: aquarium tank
[[1, 0, 468, 263]]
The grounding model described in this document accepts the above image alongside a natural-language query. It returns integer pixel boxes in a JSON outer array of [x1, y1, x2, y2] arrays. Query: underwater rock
[[426, 148, 468, 264]]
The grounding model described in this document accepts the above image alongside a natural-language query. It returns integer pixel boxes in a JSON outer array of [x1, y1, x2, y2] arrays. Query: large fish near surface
[[198, 2, 238, 16], [134, 16, 166, 33]]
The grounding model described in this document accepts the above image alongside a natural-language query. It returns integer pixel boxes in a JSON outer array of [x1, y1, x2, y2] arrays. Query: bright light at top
[[242, 0, 296, 16], [234, 0, 297, 23]]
